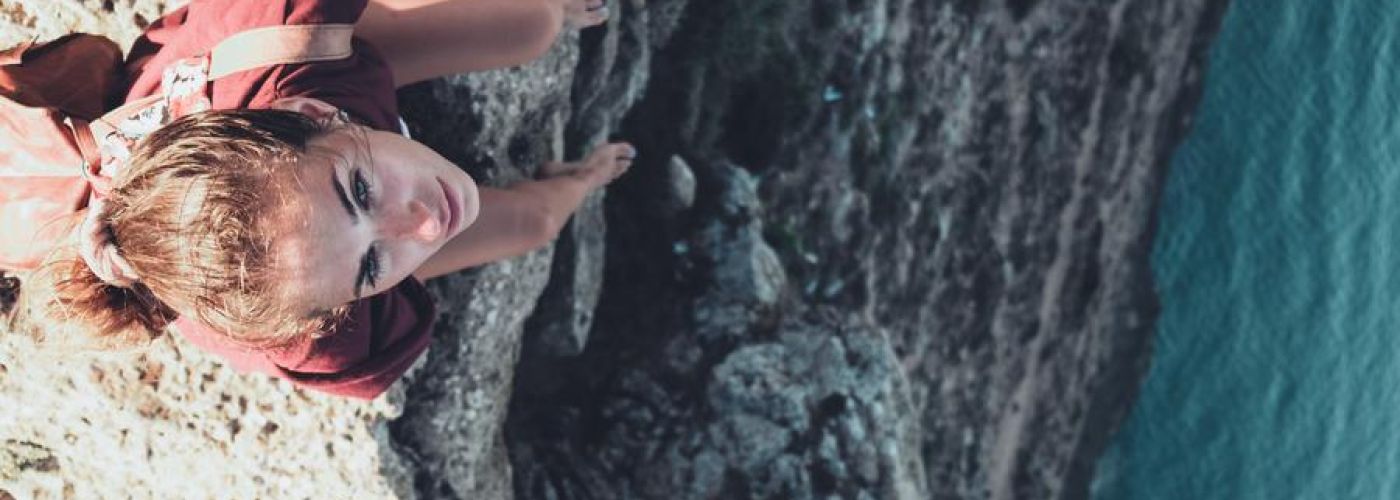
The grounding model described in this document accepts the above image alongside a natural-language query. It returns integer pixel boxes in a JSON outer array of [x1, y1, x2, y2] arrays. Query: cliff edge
[[0, 0, 1228, 498]]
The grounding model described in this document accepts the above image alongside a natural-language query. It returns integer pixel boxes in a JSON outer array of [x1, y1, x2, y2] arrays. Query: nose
[[380, 199, 442, 243]]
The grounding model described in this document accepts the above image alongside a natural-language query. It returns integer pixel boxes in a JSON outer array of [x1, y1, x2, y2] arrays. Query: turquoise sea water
[[1092, 1, 1400, 499]]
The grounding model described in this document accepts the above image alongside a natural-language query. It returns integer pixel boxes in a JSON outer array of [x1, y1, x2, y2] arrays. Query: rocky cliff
[[0, 0, 1228, 499]]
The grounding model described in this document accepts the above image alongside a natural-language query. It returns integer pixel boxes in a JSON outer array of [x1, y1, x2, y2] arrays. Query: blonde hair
[[14, 109, 357, 350]]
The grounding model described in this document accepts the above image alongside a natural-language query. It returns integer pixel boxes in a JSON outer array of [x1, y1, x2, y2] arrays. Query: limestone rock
[[0, 0, 176, 50], [506, 0, 1230, 499], [0, 333, 413, 499]]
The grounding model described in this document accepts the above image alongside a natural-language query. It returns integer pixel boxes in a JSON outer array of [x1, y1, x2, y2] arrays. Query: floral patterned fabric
[[97, 55, 212, 180]]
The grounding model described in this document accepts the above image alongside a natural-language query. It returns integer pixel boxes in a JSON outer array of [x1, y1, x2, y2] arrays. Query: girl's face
[[270, 111, 480, 313]]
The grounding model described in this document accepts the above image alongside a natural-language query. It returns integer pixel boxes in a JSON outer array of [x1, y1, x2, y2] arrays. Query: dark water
[[1093, 1, 1400, 498]]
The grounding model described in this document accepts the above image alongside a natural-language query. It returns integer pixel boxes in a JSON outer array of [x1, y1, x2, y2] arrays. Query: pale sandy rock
[[0, 332, 411, 499], [0, 0, 183, 50], [0, 1, 574, 498]]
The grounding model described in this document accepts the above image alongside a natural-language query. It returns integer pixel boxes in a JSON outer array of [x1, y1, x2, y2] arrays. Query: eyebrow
[[330, 168, 359, 224], [331, 167, 371, 298]]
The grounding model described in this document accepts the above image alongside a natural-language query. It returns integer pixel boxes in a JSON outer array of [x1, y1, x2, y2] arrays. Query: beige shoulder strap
[[207, 24, 355, 80]]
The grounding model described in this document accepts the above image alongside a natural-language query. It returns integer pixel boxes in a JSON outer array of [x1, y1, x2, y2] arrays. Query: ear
[[267, 96, 340, 121]]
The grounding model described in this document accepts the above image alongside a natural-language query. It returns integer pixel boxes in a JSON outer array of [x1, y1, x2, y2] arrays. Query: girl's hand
[[561, 0, 609, 29], [539, 142, 636, 188]]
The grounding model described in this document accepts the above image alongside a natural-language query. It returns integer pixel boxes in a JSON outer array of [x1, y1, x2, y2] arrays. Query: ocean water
[[1091, 1, 1400, 499]]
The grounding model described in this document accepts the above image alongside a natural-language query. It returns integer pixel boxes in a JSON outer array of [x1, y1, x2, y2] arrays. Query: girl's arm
[[356, 0, 563, 87], [412, 143, 634, 280]]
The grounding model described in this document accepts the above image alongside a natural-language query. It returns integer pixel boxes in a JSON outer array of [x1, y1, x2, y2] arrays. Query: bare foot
[[562, 0, 609, 29], [539, 142, 636, 187]]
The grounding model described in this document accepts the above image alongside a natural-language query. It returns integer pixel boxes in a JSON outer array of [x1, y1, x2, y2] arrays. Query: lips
[[438, 177, 459, 237]]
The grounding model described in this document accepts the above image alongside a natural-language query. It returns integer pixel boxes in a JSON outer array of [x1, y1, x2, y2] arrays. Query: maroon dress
[[123, 0, 435, 400]]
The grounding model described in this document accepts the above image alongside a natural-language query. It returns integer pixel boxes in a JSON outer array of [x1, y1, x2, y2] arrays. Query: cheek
[[378, 157, 442, 209], [386, 240, 441, 283], [375, 164, 414, 202]]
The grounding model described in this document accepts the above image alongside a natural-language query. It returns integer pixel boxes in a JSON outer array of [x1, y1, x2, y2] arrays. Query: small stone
[[667, 156, 698, 211], [821, 278, 844, 298], [822, 85, 844, 102]]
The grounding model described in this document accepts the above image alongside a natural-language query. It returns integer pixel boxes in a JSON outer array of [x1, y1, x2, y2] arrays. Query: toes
[[585, 10, 609, 27], [608, 144, 635, 179], [611, 143, 636, 161], [567, 12, 607, 30], [583, 1, 609, 26]]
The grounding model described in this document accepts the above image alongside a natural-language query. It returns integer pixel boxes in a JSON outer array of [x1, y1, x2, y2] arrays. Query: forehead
[[267, 148, 361, 310]]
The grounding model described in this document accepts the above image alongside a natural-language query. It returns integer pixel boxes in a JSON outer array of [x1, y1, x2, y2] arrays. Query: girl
[[15, 0, 635, 399]]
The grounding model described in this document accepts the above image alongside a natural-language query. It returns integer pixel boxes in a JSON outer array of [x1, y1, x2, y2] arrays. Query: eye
[[360, 245, 383, 294], [352, 169, 372, 209]]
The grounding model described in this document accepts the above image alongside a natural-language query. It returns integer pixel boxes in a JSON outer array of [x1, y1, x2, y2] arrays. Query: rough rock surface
[[0, 0, 1228, 499]]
